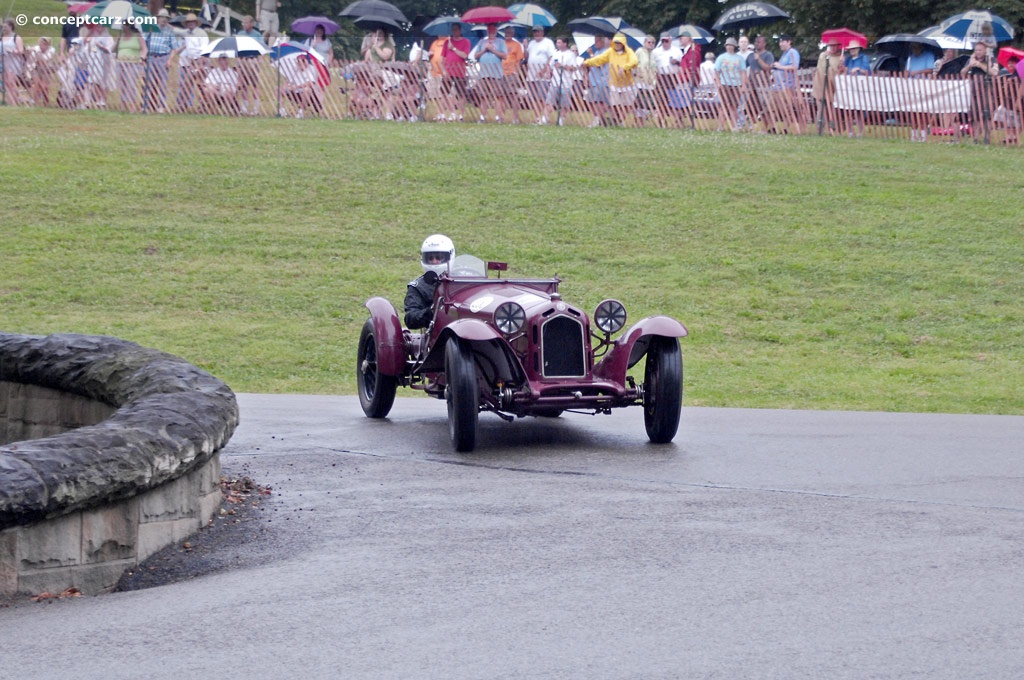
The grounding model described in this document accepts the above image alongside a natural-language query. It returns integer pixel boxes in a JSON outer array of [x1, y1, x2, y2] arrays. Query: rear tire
[[643, 336, 682, 443], [445, 338, 478, 452], [357, 319, 397, 418]]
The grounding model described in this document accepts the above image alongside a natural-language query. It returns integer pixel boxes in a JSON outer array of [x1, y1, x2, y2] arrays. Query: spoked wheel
[[643, 336, 683, 444], [445, 338, 478, 452], [357, 319, 397, 418]]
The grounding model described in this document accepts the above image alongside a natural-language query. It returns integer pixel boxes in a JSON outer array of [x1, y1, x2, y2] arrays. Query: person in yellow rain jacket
[[583, 33, 639, 126]]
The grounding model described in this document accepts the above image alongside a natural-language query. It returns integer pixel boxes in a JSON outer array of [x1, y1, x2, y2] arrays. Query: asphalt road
[[2, 394, 1023, 680]]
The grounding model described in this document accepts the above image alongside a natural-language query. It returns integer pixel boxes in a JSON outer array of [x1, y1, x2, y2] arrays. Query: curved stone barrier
[[1, 332, 239, 597]]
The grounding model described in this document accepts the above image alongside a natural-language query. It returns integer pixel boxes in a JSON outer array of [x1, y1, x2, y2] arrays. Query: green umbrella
[[85, 0, 157, 32]]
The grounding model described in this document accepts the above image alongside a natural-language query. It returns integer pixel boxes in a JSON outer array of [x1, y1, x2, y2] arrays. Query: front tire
[[357, 319, 397, 418], [643, 336, 682, 444], [445, 338, 478, 452]]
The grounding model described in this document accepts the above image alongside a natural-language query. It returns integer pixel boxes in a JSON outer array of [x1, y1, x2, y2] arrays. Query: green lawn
[[7, 0, 71, 38], [2, 108, 1022, 414]]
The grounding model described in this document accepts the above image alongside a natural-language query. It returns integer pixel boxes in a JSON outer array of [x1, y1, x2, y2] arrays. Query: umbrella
[[290, 16, 340, 36], [875, 34, 943, 61], [997, 46, 1024, 70], [461, 6, 515, 24], [339, 0, 408, 24], [936, 54, 969, 76], [667, 24, 714, 45], [421, 16, 473, 36], [67, 2, 96, 13], [939, 10, 1013, 44], [201, 36, 269, 58], [711, 2, 790, 32], [85, 0, 155, 31], [619, 27, 646, 50], [507, 3, 556, 28], [918, 25, 970, 51], [270, 41, 330, 87], [566, 16, 620, 37], [353, 15, 405, 33], [499, 22, 530, 39], [821, 27, 866, 48]]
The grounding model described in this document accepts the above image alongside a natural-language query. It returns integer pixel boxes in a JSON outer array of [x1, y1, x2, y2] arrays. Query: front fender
[[363, 297, 405, 376], [592, 316, 688, 384]]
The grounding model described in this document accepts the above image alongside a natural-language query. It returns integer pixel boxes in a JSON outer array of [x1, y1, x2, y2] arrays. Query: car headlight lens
[[594, 299, 627, 334], [494, 302, 526, 335]]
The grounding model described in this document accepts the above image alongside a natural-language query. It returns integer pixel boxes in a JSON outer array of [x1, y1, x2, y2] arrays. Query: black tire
[[445, 338, 478, 452], [357, 319, 397, 418], [643, 336, 683, 444]]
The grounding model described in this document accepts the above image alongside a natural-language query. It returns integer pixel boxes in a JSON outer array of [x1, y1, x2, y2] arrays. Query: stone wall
[[0, 332, 239, 597]]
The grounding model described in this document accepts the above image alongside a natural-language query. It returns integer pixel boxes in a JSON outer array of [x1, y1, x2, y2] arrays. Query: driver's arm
[[403, 280, 434, 329]]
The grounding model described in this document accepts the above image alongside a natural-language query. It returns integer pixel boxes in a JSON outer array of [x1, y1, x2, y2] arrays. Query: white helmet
[[420, 234, 455, 276]]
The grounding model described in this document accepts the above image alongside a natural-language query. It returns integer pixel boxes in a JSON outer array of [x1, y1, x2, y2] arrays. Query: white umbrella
[[201, 36, 269, 59]]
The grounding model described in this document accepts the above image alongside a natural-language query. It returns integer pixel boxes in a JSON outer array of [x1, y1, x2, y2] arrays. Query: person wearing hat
[[583, 32, 638, 126], [714, 36, 746, 131], [173, 12, 210, 112], [812, 35, 844, 134], [842, 40, 870, 137], [770, 34, 803, 134], [145, 9, 181, 112], [525, 25, 555, 118]]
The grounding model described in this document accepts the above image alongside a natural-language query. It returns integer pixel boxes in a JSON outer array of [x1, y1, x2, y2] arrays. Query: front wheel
[[445, 338, 478, 452], [643, 336, 682, 444], [357, 319, 398, 418]]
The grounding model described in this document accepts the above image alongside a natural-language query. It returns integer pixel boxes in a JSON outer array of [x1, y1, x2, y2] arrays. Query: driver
[[404, 234, 455, 329]]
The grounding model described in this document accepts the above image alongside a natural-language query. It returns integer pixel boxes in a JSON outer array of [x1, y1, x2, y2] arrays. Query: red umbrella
[[460, 6, 515, 24], [67, 2, 97, 12], [821, 27, 867, 48], [997, 46, 1024, 69]]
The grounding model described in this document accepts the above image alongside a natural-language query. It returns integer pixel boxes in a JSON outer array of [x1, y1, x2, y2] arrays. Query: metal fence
[[4, 49, 1021, 145]]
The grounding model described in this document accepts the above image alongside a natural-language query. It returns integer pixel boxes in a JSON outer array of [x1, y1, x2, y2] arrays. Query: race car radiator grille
[[541, 316, 586, 377]]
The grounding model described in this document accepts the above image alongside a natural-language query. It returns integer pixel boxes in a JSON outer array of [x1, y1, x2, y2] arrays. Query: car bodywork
[[358, 256, 687, 452]]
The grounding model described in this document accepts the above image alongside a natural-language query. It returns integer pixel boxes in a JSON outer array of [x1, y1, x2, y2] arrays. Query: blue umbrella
[[566, 16, 625, 37], [422, 16, 474, 36], [939, 10, 1013, 44], [507, 3, 556, 28]]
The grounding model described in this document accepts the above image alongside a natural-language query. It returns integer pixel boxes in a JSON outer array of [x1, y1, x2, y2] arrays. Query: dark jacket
[[404, 274, 438, 329]]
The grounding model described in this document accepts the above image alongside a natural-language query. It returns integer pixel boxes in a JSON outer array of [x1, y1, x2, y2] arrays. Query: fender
[[363, 297, 405, 376], [592, 316, 688, 384], [421, 319, 526, 381]]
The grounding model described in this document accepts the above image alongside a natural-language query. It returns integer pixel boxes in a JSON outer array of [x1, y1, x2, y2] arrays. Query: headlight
[[494, 302, 526, 335], [594, 299, 627, 334]]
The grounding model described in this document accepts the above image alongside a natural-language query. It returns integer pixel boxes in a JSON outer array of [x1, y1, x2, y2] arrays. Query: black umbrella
[[353, 14, 405, 33], [875, 34, 943, 61], [711, 2, 790, 32], [937, 54, 970, 77], [566, 16, 624, 37], [339, 0, 408, 25]]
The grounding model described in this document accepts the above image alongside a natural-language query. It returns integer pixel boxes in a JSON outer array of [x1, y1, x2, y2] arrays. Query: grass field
[[2, 108, 1022, 414]]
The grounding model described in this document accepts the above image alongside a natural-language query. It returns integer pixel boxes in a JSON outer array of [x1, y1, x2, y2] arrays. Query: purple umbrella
[[290, 16, 340, 36]]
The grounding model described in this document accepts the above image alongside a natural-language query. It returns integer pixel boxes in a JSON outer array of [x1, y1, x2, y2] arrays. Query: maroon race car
[[358, 255, 688, 452]]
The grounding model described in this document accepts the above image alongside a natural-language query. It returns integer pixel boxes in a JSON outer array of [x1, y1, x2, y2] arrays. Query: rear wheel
[[357, 319, 397, 418], [643, 336, 682, 444], [445, 338, 478, 452]]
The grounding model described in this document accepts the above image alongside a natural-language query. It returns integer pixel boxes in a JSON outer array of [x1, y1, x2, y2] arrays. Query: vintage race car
[[357, 255, 688, 452]]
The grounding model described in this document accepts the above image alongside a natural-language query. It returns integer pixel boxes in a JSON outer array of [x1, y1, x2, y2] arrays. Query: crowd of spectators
[[1, 12, 1021, 144]]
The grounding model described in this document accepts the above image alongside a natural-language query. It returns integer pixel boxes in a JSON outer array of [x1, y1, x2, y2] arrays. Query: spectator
[[584, 33, 637, 127], [715, 37, 746, 131], [27, 36, 56, 106], [581, 34, 610, 127], [905, 42, 935, 142], [470, 23, 507, 122], [306, 24, 332, 66], [146, 9, 181, 113], [256, 0, 281, 40], [961, 40, 999, 143], [60, 9, 80, 60], [569, 42, 585, 109], [281, 54, 323, 118], [173, 13, 210, 112], [2, 18, 25, 105], [813, 36, 844, 134], [235, 15, 263, 116], [363, 29, 395, 120], [440, 23, 470, 121], [699, 50, 716, 88], [427, 34, 446, 116], [83, 20, 114, 109], [747, 35, 774, 133], [501, 29, 524, 124], [634, 35, 658, 126], [525, 25, 555, 116], [842, 41, 870, 137], [115, 22, 147, 112], [770, 34, 803, 134], [202, 53, 239, 114], [651, 33, 681, 90], [737, 35, 752, 59], [538, 34, 576, 125], [678, 33, 701, 89]]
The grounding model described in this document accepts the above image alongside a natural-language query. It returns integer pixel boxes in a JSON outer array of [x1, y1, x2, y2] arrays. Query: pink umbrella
[[460, 6, 515, 24]]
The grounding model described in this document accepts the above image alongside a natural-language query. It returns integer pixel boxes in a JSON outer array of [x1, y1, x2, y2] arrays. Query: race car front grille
[[541, 316, 586, 377]]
